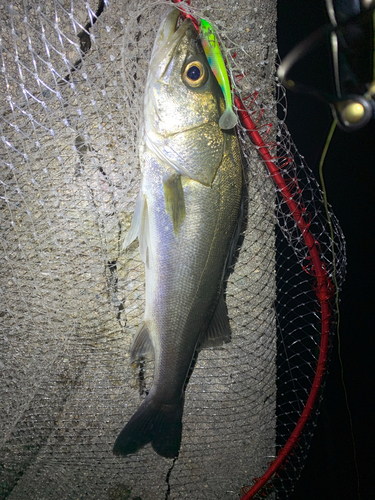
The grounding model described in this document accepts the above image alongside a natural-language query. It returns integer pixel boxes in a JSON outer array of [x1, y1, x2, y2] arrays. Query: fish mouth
[[148, 8, 196, 82]]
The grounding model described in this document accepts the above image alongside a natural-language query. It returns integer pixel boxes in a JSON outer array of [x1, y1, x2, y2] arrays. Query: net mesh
[[0, 1, 345, 499]]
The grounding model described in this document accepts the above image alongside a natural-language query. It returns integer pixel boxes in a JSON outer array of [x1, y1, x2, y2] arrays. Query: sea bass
[[113, 8, 242, 459]]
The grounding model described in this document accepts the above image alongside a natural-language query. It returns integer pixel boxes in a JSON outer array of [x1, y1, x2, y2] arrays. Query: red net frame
[[235, 96, 335, 499]]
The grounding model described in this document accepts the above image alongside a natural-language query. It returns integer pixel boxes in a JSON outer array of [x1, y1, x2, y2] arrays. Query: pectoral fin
[[199, 293, 231, 349], [130, 321, 154, 363], [163, 173, 186, 236]]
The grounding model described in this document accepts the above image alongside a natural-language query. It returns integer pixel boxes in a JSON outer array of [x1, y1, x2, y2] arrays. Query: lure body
[[200, 18, 237, 129]]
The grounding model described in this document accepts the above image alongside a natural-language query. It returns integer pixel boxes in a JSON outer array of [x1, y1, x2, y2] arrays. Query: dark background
[[277, 1, 375, 499]]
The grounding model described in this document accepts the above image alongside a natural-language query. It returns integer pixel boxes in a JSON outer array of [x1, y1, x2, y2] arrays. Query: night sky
[[277, 1, 375, 499]]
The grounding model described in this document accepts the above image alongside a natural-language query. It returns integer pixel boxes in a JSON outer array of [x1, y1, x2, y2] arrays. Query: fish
[[113, 7, 243, 459]]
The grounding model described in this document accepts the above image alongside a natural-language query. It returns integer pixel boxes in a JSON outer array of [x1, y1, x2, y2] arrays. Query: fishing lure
[[200, 18, 238, 129]]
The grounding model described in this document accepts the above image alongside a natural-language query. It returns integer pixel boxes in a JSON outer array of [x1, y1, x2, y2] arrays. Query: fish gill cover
[[0, 1, 345, 500]]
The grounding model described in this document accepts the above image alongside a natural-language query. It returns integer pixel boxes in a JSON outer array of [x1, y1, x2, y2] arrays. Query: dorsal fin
[[122, 187, 152, 267], [130, 321, 154, 363]]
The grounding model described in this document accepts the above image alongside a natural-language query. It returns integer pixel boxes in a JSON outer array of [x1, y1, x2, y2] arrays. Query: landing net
[[0, 1, 345, 499]]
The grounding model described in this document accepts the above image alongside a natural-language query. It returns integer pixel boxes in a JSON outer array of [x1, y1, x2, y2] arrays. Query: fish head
[[144, 8, 225, 139]]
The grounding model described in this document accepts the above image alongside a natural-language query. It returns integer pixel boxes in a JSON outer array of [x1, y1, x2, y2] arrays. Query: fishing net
[[0, 1, 345, 499]]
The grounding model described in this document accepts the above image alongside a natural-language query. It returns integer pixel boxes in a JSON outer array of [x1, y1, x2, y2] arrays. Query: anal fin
[[199, 292, 231, 349]]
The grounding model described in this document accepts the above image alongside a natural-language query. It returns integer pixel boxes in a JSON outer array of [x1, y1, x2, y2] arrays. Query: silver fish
[[113, 8, 242, 458]]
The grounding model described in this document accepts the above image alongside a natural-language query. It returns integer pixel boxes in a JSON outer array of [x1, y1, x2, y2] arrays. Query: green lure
[[200, 18, 237, 130]]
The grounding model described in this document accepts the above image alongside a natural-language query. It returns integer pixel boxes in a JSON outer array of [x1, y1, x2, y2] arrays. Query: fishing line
[[318, 119, 361, 500]]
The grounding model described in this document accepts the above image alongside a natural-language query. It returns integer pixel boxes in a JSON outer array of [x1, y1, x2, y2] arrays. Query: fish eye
[[182, 61, 207, 88]]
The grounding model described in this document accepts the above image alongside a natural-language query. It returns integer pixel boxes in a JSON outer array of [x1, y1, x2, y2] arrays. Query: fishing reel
[[278, 0, 375, 131], [330, 92, 375, 130]]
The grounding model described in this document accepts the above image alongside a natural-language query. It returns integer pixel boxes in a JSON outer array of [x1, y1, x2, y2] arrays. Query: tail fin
[[113, 396, 183, 459]]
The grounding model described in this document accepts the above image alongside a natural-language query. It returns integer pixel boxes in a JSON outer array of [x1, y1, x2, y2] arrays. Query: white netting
[[0, 1, 345, 499]]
